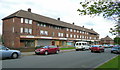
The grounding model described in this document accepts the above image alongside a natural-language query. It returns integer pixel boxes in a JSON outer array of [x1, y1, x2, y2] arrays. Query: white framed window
[[44, 31, 48, 35], [29, 20, 32, 24], [40, 24, 43, 27], [21, 18, 23, 23], [61, 33, 64, 37], [40, 30, 44, 35], [58, 33, 61, 37], [20, 27, 23, 33], [43, 24, 46, 27], [52, 32, 55, 36], [66, 28, 69, 31], [66, 34, 69, 37], [25, 28, 28, 33], [25, 19, 29, 23], [70, 34, 72, 38], [77, 35, 79, 38], [12, 27, 14, 33], [77, 30, 79, 33], [74, 30, 76, 32], [74, 35, 76, 38], [70, 29, 72, 32], [29, 29, 32, 34]]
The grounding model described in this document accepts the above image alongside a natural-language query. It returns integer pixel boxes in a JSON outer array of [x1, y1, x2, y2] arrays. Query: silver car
[[0, 45, 21, 59]]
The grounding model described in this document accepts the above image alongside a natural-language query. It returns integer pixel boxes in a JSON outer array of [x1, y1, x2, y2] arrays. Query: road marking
[[94, 55, 118, 68]]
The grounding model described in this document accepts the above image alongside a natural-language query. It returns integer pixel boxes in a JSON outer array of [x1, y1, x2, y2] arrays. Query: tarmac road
[[2, 48, 118, 69]]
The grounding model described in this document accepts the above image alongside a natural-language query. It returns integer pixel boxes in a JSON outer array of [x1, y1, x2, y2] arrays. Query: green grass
[[96, 55, 120, 70], [60, 47, 75, 50]]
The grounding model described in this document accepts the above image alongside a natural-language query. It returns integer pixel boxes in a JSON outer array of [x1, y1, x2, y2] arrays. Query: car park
[[111, 45, 120, 54], [0, 45, 21, 59], [90, 45, 104, 53], [75, 42, 90, 51], [35, 45, 60, 55]]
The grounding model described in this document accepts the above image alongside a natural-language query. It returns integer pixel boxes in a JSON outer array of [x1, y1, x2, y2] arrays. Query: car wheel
[[56, 50, 59, 54], [45, 51, 48, 55], [11, 53, 18, 59], [111, 51, 113, 53], [91, 50, 94, 52], [99, 50, 102, 53], [76, 49, 79, 51]]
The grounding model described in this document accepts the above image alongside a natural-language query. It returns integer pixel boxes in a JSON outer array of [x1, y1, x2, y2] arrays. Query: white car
[[0, 45, 21, 59], [75, 42, 90, 51]]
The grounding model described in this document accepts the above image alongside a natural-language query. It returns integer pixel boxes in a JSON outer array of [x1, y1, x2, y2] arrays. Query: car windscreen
[[91, 45, 101, 47], [112, 47, 120, 49]]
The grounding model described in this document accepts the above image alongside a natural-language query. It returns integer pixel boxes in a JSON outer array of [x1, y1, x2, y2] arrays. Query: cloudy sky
[[0, 0, 116, 38]]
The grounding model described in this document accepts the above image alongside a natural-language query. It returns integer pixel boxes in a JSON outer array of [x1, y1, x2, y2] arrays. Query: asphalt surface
[[1, 48, 118, 68]]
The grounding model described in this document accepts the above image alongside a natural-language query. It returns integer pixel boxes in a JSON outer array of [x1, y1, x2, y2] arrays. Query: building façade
[[2, 9, 99, 48]]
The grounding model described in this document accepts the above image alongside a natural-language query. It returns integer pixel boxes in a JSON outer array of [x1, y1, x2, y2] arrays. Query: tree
[[77, 1, 120, 36], [114, 37, 120, 45]]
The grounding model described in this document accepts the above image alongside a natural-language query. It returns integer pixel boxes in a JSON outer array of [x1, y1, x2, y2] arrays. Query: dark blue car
[[111, 45, 120, 54]]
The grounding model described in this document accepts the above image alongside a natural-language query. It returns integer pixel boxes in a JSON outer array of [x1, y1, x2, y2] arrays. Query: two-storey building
[[2, 8, 99, 48]]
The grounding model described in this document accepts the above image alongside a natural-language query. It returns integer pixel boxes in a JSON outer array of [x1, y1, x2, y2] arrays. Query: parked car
[[35, 45, 60, 55], [75, 42, 90, 51], [90, 45, 104, 53], [0, 45, 21, 59], [111, 45, 120, 54], [102, 44, 110, 48]]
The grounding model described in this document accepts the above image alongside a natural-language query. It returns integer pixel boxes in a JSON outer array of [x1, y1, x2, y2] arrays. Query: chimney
[[82, 26, 84, 28], [28, 8, 31, 12], [91, 28, 93, 30], [57, 18, 60, 21], [72, 22, 75, 25]]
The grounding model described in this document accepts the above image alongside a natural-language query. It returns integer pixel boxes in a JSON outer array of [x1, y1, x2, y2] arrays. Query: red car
[[90, 45, 104, 53], [35, 45, 60, 55]]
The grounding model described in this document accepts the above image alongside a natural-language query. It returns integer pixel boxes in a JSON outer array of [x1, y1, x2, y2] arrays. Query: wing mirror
[[6, 48, 9, 50]]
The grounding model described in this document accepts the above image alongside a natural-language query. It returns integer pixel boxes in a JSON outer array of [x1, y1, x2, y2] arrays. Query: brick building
[[100, 36, 114, 45], [2, 9, 99, 48]]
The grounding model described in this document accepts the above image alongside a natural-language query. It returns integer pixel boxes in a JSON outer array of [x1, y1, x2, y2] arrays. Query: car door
[[49, 46, 55, 53]]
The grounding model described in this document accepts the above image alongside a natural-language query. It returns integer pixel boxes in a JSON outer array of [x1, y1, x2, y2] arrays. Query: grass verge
[[60, 47, 75, 50], [95, 55, 120, 70]]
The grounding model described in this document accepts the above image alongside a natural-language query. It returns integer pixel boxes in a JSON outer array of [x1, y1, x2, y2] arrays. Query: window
[[70, 34, 72, 38], [74, 35, 76, 38], [40, 30, 44, 35], [40, 30, 48, 35], [44, 31, 48, 35], [29, 20, 32, 24], [77, 35, 79, 38], [70, 29, 72, 32], [43, 24, 46, 27], [25, 19, 29, 23], [61, 33, 64, 37], [13, 18, 14, 22], [74, 30, 76, 32], [66, 34, 69, 37], [77, 30, 79, 33], [29, 29, 32, 34], [12, 27, 14, 33], [25, 28, 28, 33], [21, 18, 23, 23], [20, 28, 23, 33], [58, 33, 64, 37], [52, 32, 55, 36]]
